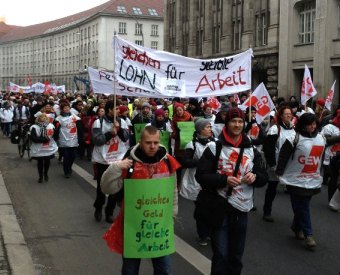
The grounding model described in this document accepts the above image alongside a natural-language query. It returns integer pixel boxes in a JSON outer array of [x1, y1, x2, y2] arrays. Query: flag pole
[[248, 90, 252, 122], [113, 32, 117, 123]]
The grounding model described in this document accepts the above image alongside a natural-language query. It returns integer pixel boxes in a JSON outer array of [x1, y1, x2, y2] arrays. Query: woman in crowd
[[180, 118, 215, 246], [171, 103, 194, 160], [55, 101, 83, 178], [276, 113, 340, 250], [203, 103, 216, 126], [34, 101, 56, 124], [0, 101, 14, 137], [30, 113, 58, 182], [262, 105, 295, 222]]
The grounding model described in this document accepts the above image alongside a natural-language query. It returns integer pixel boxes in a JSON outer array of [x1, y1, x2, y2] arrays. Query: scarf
[[37, 121, 49, 139], [172, 111, 192, 124]]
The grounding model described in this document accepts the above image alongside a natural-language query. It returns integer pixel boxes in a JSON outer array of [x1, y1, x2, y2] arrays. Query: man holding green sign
[[101, 126, 181, 275]]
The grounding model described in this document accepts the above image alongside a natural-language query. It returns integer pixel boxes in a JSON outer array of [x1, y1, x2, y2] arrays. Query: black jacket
[[195, 133, 267, 192]]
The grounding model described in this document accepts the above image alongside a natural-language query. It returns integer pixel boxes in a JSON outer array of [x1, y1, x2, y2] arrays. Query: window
[[148, 8, 158, 16], [298, 1, 315, 44], [151, 41, 158, 50], [151, 25, 158, 36], [119, 22, 127, 34], [135, 40, 143, 46], [255, 13, 268, 46], [132, 7, 143, 15], [233, 19, 241, 50], [212, 25, 221, 53], [196, 29, 203, 56], [117, 5, 127, 13], [135, 23, 143, 35]]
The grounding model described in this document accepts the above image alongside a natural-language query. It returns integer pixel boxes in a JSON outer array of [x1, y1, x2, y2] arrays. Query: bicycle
[[17, 121, 32, 160]]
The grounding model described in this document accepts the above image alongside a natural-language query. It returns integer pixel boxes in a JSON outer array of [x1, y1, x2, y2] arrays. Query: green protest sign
[[123, 176, 175, 258], [160, 130, 171, 152], [134, 123, 146, 144], [177, 121, 195, 150]]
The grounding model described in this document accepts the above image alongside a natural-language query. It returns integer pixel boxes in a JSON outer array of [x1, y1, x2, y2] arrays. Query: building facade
[[165, 0, 340, 105], [279, 0, 340, 105], [164, 0, 279, 96], [0, 0, 164, 92]]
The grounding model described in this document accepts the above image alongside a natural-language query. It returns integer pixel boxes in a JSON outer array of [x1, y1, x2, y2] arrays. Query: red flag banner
[[239, 83, 275, 123], [207, 96, 221, 111], [325, 80, 336, 111], [301, 64, 317, 105]]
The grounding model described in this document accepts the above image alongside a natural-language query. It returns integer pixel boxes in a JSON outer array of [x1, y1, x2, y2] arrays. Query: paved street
[[0, 135, 340, 275]]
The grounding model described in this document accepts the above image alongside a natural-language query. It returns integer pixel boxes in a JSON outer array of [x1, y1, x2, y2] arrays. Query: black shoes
[[44, 174, 49, 182], [38, 177, 43, 183], [263, 215, 274, 222], [94, 208, 102, 222]]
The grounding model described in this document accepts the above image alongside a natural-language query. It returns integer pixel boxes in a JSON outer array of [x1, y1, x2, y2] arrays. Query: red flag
[[325, 80, 336, 111], [207, 96, 221, 111], [44, 81, 52, 95], [239, 83, 275, 123], [301, 64, 317, 105]]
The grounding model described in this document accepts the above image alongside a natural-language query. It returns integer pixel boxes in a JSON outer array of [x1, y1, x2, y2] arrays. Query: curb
[[0, 171, 36, 275]]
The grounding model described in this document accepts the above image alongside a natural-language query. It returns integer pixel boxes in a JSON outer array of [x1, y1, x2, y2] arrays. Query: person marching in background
[[180, 118, 215, 246], [91, 100, 130, 223], [276, 113, 340, 250], [262, 105, 295, 222], [30, 113, 58, 183]]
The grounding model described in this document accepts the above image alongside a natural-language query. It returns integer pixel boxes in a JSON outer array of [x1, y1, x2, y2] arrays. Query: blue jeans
[[122, 256, 172, 275], [210, 211, 248, 275], [290, 194, 313, 236]]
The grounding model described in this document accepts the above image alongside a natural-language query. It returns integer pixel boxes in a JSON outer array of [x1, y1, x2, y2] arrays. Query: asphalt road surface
[[0, 136, 339, 275]]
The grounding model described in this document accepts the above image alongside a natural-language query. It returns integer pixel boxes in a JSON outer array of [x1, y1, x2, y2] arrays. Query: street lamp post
[[76, 31, 81, 92]]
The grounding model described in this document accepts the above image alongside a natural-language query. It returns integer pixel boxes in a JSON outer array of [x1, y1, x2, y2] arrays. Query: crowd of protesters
[[1, 89, 340, 275]]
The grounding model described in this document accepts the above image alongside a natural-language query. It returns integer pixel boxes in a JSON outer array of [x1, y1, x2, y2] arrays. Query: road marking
[[72, 163, 211, 275]]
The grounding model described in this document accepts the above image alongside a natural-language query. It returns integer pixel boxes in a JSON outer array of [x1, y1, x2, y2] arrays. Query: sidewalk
[[0, 137, 36, 275]]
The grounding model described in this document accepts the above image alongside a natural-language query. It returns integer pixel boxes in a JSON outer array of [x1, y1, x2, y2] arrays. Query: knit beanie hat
[[142, 102, 151, 109], [194, 117, 211, 132], [316, 98, 325, 107], [154, 108, 165, 117], [174, 103, 185, 111], [118, 105, 129, 114], [225, 107, 245, 125]]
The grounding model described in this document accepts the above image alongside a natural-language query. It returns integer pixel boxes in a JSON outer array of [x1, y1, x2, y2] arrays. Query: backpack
[[115, 155, 172, 202]]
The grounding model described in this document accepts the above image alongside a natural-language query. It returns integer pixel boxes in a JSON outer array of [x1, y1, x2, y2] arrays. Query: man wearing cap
[[195, 107, 267, 275], [131, 102, 153, 125]]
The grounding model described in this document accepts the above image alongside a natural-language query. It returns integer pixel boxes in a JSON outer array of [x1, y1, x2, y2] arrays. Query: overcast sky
[[0, 0, 108, 26]]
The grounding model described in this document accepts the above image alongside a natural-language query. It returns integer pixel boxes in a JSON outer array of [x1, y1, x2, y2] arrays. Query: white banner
[[325, 80, 336, 111], [9, 82, 65, 94], [89, 36, 253, 97], [301, 64, 317, 105], [239, 82, 275, 123]]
